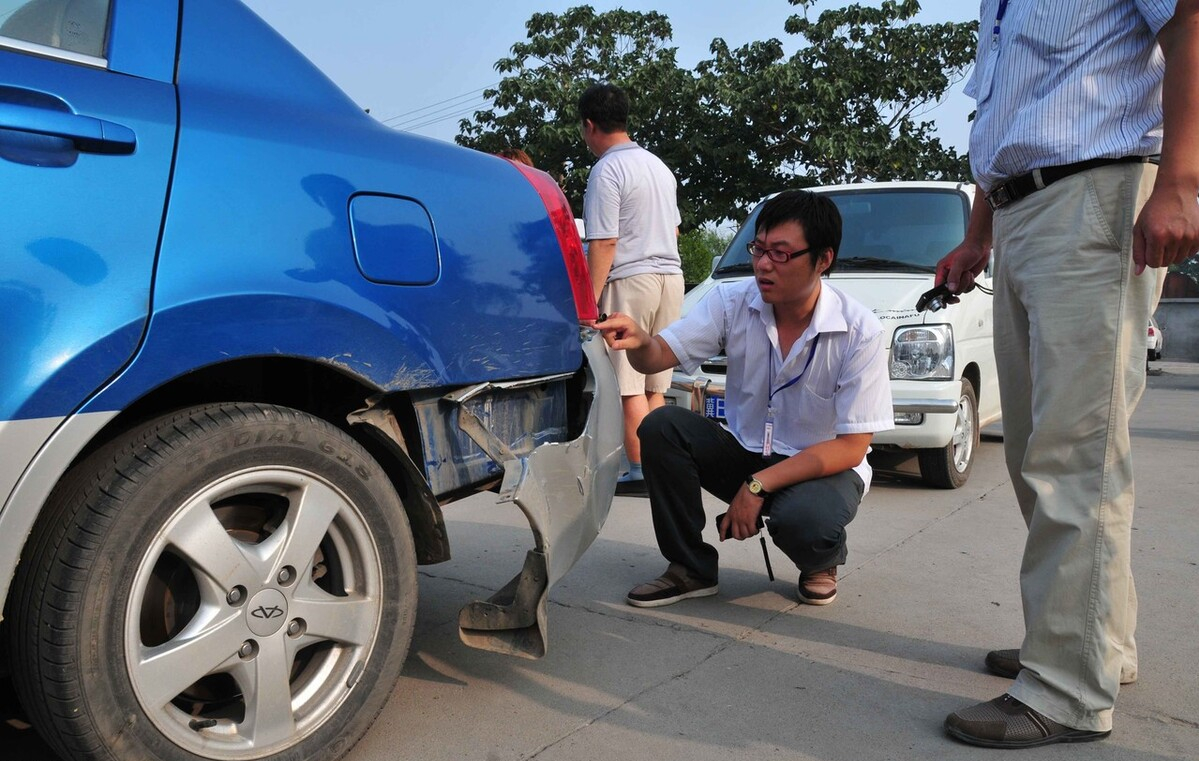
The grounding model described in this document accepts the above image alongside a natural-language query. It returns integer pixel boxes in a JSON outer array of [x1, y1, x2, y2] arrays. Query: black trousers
[[639, 405, 865, 584]]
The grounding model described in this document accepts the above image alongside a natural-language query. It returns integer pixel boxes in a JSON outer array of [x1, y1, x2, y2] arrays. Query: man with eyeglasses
[[596, 190, 892, 608]]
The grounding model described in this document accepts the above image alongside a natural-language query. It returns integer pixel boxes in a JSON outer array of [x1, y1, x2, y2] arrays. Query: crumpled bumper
[[458, 331, 622, 658]]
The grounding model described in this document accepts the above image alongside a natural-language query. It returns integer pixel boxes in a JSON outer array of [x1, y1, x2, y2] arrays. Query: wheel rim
[[951, 390, 976, 474], [125, 467, 383, 759]]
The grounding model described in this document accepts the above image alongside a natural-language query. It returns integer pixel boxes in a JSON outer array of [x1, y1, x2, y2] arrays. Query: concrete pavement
[[3, 363, 1196, 760]]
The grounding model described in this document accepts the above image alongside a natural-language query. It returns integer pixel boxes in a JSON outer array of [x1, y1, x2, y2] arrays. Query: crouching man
[[596, 190, 893, 607]]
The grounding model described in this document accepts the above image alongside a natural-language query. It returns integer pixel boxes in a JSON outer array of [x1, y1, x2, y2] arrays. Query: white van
[[666, 181, 1000, 488]]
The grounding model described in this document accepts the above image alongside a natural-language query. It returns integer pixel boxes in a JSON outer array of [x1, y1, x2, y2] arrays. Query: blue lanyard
[[768, 334, 820, 404], [992, 0, 1010, 44]]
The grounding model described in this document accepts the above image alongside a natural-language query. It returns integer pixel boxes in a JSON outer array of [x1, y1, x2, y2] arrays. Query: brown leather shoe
[[797, 566, 837, 605], [626, 563, 717, 608], [945, 694, 1110, 748]]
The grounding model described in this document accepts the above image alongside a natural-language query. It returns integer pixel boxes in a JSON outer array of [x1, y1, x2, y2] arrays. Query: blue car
[[0, 2, 621, 760]]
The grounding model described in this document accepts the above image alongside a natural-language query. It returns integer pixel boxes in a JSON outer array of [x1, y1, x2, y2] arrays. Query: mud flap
[[458, 331, 622, 658]]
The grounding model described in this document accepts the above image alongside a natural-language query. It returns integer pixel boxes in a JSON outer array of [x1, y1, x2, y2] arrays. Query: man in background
[[579, 82, 684, 486]]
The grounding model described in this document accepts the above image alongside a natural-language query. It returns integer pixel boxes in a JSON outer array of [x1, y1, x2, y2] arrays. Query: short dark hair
[[754, 189, 842, 274], [578, 82, 629, 133]]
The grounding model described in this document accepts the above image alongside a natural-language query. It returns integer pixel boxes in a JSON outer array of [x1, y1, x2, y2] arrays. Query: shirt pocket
[[791, 381, 838, 440], [1018, 3, 1098, 56]]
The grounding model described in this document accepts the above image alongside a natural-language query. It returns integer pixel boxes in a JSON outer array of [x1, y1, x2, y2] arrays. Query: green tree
[[458, 1, 977, 228], [693, 0, 977, 222], [678, 228, 734, 284], [456, 6, 701, 225]]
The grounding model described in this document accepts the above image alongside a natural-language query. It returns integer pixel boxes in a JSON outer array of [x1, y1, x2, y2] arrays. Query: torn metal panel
[[459, 331, 622, 658], [412, 380, 567, 496]]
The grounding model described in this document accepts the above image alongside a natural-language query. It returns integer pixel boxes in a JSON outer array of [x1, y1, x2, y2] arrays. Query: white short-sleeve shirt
[[583, 141, 683, 281], [660, 279, 894, 490]]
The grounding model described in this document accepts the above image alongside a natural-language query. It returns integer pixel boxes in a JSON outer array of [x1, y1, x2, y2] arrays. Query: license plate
[[703, 395, 726, 421]]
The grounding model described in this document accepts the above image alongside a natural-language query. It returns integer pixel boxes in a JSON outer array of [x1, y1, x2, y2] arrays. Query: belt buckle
[[987, 184, 1014, 210]]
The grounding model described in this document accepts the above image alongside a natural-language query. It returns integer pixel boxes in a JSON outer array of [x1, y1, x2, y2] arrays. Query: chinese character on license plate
[[703, 395, 726, 421]]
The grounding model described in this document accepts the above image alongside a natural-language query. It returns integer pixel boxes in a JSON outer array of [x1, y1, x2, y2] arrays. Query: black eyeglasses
[[746, 242, 812, 263]]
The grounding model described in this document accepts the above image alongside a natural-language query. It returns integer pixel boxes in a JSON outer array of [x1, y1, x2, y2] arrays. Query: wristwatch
[[745, 475, 770, 497]]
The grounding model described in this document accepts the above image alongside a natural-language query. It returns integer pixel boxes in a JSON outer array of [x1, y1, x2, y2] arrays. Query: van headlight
[[890, 325, 954, 380]]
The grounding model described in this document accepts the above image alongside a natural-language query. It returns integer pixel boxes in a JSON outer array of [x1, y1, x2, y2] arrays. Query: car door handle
[[0, 101, 136, 154]]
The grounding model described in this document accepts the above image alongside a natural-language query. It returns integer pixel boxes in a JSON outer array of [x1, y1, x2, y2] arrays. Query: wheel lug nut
[[287, 619, 306, 638], [238, 640, 258, 660], [227, 586, 245, 606], [277, 566, 295, 585]]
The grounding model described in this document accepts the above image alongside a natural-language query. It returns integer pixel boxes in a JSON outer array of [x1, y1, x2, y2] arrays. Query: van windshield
[[713, 188, 969, 277]]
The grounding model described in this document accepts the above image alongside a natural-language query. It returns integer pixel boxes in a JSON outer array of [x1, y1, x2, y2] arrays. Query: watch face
[[749, 479, 762, 494]]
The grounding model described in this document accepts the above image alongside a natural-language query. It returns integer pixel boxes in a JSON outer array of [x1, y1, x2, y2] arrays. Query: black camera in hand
[[916, 284, 954, 313]]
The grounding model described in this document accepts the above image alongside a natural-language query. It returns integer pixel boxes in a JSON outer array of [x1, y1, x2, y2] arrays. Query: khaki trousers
[[992, 162, 1163, 732]]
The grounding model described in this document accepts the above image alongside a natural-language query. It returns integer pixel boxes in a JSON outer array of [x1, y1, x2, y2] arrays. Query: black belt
[[986, 155, 1159, 211]]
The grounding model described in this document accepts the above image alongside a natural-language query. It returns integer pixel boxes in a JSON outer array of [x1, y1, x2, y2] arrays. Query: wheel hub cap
[[246, 588, 288, 637]]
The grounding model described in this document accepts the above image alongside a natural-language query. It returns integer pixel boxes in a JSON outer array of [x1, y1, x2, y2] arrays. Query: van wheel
[[918, 380, 978, 489], [7, 403, 416, 761]]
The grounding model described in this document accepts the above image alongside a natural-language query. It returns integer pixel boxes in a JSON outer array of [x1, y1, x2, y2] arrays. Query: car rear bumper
[[458, 330, 622, 658]]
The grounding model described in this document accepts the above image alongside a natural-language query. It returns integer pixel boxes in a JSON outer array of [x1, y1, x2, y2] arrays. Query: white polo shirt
[[583, 141, 682, 281], [660, 279, 894, 490]]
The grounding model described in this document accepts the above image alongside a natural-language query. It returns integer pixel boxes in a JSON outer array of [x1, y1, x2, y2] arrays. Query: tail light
[[507, 160, 597, 321]]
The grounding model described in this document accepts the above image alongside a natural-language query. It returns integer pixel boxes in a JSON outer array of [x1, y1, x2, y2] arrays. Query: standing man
[[579, 82, 684, 485], [596, 190, 892, 607], [938, 1, 1199, 749]]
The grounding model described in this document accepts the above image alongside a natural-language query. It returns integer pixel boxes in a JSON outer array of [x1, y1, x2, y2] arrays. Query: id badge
[[762, 406, 775, 456]]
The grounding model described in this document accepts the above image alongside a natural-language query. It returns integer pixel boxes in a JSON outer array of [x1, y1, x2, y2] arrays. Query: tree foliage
[[678, 228, 733, 284], [456, 6, 699, 223], [456, 1, 977, 228]]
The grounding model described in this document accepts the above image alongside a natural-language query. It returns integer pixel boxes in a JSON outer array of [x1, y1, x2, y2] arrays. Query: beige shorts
[[599, 272, 684, 395]]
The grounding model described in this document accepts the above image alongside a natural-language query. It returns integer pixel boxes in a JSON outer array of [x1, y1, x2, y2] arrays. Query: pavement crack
[[1125, 709, 1199, 730], [527, 593, 815, 758], [526, 636, 739, 759], [416, 569, 496, 593], [547, 600, 732, 640], [843, 479, 1012, 580]]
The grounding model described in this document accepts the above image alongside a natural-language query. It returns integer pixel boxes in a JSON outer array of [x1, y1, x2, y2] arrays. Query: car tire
[[7, 403, 416, 761], [918, 380, 979, 489]]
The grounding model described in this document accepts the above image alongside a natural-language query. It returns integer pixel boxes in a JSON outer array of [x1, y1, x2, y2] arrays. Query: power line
[[379, 83, 499, 125], [401, 100, 495, 134], [387, 94, 491, 130]]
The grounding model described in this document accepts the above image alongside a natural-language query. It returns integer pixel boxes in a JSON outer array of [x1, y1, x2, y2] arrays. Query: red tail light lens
[[507, 160, 597, 321]]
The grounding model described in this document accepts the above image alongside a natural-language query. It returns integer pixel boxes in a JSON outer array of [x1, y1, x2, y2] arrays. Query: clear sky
[[242, 0, 976, 151]]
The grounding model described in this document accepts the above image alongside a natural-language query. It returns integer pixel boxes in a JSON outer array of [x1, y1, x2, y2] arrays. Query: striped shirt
[[660, 279, 893, 491], [966, 0, 1176, 191]]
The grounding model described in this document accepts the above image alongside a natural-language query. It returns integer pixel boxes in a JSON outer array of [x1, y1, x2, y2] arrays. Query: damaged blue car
[[0, 1, 621, 760]]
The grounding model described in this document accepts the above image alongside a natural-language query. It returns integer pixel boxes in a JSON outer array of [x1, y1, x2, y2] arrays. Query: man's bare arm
[[587, 238, 617, 303], [935, 186, 993, 298], [1136, 1, 1199, 273]]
